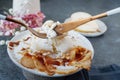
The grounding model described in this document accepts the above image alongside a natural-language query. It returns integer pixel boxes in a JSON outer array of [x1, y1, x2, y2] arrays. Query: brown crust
[[20, 53, 35, 69], [19, 46, 92, 75]]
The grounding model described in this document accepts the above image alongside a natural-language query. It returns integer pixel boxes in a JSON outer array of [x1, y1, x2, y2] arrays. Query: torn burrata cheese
[[41, 20, 60, 38]]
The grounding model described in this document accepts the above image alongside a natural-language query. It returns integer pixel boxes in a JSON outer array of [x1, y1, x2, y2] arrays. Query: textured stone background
[[0, 0, 120, 80]]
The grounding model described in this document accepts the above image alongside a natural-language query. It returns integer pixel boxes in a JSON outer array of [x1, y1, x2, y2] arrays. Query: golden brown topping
[[52, 43, 57, 53], [8, 47, 13, 50], [44, 56, 61, 66], [9, 41, 20, 47], [33, 54, 55, 76], [35, 49, 53, 55], [20, 46, 92, 75], [23, 37, 31, 41], [21, 48, 26, 51], [32, 55, 46, 72], [20, 53, 35, 69]]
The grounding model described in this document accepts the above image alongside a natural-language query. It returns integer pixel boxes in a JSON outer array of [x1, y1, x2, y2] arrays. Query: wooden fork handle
[[54, 13, 107, 34]]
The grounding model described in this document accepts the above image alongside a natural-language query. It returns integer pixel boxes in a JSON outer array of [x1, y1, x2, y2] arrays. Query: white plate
[[7, 30, 94, 77], [79, 20, 107, 37]]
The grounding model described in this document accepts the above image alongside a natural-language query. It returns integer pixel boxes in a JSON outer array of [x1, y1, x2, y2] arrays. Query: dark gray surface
[[0, 0, 120, 80]]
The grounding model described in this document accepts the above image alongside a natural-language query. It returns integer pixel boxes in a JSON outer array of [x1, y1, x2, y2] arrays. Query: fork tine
[[6, 17, 47, 38]]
